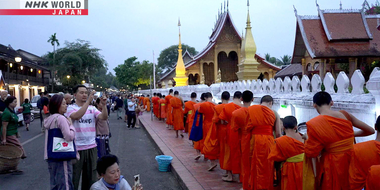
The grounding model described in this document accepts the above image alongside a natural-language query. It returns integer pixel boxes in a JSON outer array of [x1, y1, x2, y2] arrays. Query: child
[[268, 116, 305, 190]]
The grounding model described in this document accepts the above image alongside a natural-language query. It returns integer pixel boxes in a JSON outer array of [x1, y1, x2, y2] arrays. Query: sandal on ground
[[194, 155, 201, 160], [180, 134, 184, 138], [222, 176, 233, 182], [208, 164, 217, 171], [10, 170, 24, 175]]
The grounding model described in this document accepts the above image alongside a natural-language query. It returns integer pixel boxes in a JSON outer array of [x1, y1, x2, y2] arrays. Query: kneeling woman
[[91, 154, 142, 190]]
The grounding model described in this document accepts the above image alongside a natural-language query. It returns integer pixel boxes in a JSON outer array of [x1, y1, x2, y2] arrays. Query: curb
[[139, 116, 204, 190]]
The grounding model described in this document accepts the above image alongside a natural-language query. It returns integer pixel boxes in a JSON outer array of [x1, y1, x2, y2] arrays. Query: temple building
[[291, 3, 380, 80], [158, 2, 281, 87]]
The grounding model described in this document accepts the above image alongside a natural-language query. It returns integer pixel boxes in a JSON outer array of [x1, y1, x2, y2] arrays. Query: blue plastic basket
[[155, 155, 173, 172]]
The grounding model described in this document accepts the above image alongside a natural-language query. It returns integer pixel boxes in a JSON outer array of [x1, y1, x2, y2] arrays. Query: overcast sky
[[0, 0, 369, 74]]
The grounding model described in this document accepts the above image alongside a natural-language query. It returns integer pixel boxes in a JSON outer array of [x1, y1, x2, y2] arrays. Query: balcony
[[3, 72, 49, 86]]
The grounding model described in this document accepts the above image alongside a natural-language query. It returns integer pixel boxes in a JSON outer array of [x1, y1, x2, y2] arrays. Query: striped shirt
[[66, 104, 101, 151]]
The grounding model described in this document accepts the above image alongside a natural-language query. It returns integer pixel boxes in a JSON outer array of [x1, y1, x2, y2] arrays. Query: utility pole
[[153, 51, 156, 89], [150, 75, 153, 121]]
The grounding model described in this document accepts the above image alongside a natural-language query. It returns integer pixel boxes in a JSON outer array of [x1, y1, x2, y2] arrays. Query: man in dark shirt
[[39, 91, 49, 132]]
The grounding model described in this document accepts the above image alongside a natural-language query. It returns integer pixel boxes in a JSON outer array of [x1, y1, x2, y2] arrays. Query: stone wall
[[140, 68, 380, 143]]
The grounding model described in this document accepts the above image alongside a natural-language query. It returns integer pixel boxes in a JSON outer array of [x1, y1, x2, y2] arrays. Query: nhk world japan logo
[[0, 0, 88, 15]]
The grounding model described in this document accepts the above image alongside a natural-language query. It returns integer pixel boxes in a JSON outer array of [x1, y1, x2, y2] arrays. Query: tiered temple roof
[[292, 8, 380, 63]]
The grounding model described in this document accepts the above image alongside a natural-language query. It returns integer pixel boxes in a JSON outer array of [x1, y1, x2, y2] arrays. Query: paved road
[[1, 111, 182, 190]]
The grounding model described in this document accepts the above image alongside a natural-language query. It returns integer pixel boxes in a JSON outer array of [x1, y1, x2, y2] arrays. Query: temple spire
[[227, 0, 229, 11], [178, 18, 181, 49], [340, 1, 342, 10], [174, 17, 187, 86]]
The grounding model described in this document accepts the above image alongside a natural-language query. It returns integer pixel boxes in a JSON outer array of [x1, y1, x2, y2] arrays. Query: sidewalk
[[139, 113, 242, 190]]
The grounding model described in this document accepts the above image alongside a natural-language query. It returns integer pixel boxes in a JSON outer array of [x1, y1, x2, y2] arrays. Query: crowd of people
[[0, 85, 144, 190], [143, 89, 380, 190]]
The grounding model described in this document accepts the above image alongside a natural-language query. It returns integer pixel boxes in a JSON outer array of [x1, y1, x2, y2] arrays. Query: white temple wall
[[140, 68, 380, 142]]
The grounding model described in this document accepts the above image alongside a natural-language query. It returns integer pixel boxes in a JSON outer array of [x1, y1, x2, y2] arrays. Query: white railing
[[140, 68, 380, 143]]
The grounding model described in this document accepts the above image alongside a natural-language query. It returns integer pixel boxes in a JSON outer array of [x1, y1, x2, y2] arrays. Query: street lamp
[[20, 65, 23, 70], [67, 75, 70, 79], [82, 80, 85, 84], [15, 57, 22, 63], [30, 68, 33, 72], [9, 63, 12, 68]]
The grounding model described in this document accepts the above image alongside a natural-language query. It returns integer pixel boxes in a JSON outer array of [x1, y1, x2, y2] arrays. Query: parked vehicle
[[30, 95, 40, 109]]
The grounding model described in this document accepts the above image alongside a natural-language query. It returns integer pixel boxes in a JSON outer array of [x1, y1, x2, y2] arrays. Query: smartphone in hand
[[134, 174, 140, 186]]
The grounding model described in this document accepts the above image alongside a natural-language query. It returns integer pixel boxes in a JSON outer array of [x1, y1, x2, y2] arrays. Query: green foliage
[[42, 39, 109, 91], [157, 44, 197, 70], [264, 53, 291, 66], [339, 63, 350, 73], [114, 57, 159, 90], [47, 33, 60, 47]]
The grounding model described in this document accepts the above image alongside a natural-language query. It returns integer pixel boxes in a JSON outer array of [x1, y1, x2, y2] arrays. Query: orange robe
[[144, 97, 151, 112], [231, 107, 250, 189], [165, 95, 173, 125], [152, 97, 159, 118], [305, 115, 354, 190], [192, 103, 203, 151], [366, 165, 380, 190], [219, 102, 241, 171], [247, 105, 276, 190], [201, 102, 218, 160], [170, 97, 184, 131], [268, 136, 304, 190], [213, 104, 227, 169], [159, 99, 166, 119], [349, 140, 380, 190], [139, 97, 144, 106], [184, 101, 196, 134]]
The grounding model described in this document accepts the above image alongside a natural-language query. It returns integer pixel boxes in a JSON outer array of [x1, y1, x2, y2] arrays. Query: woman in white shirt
[[91, 154, 142, 190]]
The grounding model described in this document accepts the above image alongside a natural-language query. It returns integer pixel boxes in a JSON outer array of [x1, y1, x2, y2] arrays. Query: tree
[[278, 55, 292, 65], [114, 57, 159, 90], [157, 44, 197, 70], [47, 33, 60, 92], [43, 39, 108, 92]]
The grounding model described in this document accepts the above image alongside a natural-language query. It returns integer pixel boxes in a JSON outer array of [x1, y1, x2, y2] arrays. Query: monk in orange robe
[[159, 95, 166, 119], [152, 93, 159, 118], [139, 96, 144, 106], [165, 89, 174, 128], [230, 90, 252, 190], [349, 115, 379, 190], [366, 165, 380, 190], [192, 93, 206, 160], [183, 92, 197, 134], [144, 95, 151, 112], [200, 92, 218, 171], [247, 95, 281, 190], [219, 91, 242, 182], [212, 92, 230, 172], [305, 91, 374, 190], [170, 91, 185, 138], [268, 116, 305, 190]]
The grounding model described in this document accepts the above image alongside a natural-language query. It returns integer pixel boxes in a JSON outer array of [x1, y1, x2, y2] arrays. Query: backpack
[[37, 98, 43, 109]]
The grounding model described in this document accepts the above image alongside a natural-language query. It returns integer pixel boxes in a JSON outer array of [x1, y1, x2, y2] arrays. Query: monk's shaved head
[[260, 95, 273, 104], [283, 116, 298, 129], [313, 91, 332, 107], [204, 92, 213, 99], [191, 92, 197, 98], [200, 93, 206, 101], [376, 116, 380, 132], [233, 91, 242, 99], [242, 90, 253, 103], [174, 91, 179, 95], [221, 91, 230, 101]]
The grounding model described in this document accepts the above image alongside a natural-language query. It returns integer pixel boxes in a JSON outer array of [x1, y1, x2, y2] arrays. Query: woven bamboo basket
[[0, 144, 23, 173]]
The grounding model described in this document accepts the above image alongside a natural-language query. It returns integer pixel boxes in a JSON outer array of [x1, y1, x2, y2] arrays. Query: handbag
[[47, 116, 77, 161], [189, 110, 203, 142]]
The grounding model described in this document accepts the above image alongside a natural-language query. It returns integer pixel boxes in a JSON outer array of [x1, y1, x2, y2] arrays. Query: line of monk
[[146, 89, 378, 190]]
